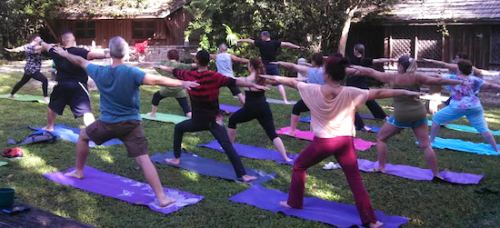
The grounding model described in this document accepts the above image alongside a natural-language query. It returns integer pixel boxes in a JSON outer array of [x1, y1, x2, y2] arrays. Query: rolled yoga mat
[[0, 94, 47, 103], [428, 120, 500, 136], [228, 185, 410, 228], [325, 159, 484, 185], [30, 125, 122, 147], [141, 113, 189, 124], [427, 136, 499, 156], [219, 104, 241, 113], [198, 140, 298, 165], [299, 116, 380, 133], [43, 166, 204, 215], [150, 152, 276, 185], [276, 127, 376, 151]]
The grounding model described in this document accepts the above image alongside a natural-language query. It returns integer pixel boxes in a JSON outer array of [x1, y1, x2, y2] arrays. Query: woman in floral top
[[430, 60, 500, 152], [5, 34, 49, 102]]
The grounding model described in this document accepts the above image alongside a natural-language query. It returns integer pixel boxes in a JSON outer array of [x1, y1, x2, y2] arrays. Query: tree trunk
[[337, 8, 356, 56]]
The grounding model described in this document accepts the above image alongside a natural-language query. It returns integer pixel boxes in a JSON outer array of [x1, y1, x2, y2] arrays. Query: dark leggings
[[354, 100, 387, 129], [292, 99, 310, 115], [11, 71, 48, 97], [173, 119, 247, 178], [151, 91, 191, 115], [228, 102, 279, 141]]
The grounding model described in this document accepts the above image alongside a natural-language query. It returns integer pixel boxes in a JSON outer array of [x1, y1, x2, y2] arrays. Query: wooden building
[[347, 0, 500, 70], [45, 0, 196, 61]]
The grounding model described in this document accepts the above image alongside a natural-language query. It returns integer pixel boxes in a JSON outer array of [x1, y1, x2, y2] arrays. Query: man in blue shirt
[[52, 36, 199, 207]]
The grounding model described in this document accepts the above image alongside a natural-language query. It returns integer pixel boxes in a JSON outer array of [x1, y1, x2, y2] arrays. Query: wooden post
[[44, 19, 59, 42]]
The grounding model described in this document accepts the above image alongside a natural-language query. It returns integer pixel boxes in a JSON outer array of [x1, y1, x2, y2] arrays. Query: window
[[75, 21, 96, 38], [133, 21, 155, 39]]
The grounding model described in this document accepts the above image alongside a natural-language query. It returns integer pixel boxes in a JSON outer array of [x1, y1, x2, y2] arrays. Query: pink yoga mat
[[276, 127, 376, 151]]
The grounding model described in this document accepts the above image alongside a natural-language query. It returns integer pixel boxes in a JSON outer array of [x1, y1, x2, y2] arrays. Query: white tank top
[[216, 53, 234, 77]]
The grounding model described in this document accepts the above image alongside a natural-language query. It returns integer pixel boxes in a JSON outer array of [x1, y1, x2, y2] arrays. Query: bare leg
[[135, 155, 176, 207], [65, 129, 91, 179], [375, 122, 403, 173], [277, 84, 289, 104], [42, 108, 58, 131], [237, 93, 245, 105], [228, 128, 237, 144], [83, 113, 95, 126], [44, 97, 49, 103], [429, 122, 441, 142], [186, 112, 192, 118], [287, 114, 300, 135], [481, 131, 499, 152], [149, 105, 158, 118], [412, 123, 441, 177], [273, 137, 293, 162]]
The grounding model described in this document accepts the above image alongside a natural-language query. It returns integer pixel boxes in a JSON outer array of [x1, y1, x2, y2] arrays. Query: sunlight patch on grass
[[309, 188, 342, 201], [183, 136, 202, 148], [95, 151, 115, 164], [181, 170, 200, 182], [18, 149, 58, 174]]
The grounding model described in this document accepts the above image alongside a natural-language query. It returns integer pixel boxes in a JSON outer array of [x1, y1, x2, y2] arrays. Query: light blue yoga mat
[[426, 137, 499, 156], [428, 120, 500, 136], [151, 152, 276, 185], [141, 113, 189, 124], [30, 125, 122, 147]]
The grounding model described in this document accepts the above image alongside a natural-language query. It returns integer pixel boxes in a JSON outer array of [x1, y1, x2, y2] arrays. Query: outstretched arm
[[234, 79, 269, 91], [153, 65, 174, 73], [372, 58, 397, 64], [142, 74, 199, 89], [473, 67, 499, 76], [481, 82, 500, 91], [4, 45, 27, 53], [271, 61, 309, 76], [349, 65, 394, 84], [368, 89, 422, 101], [230, 54, 249, 64], [281, 42, 304, 50], [416, 73, 465, 86], [87, 50, 110, 60], [423, 58, 458, 71], [52, 47, 89, 69], [237, 39, 255, 45], [259, 75, 300, 89]]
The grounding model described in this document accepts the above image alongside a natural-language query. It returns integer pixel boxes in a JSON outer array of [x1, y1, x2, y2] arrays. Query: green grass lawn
[[0, 71, 499, 228]]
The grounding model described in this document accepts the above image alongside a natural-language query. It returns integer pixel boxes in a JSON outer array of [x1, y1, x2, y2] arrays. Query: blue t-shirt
[[306, 67, 325, 85], [444, 74, 484, 109], [86, 64, 146, 123]]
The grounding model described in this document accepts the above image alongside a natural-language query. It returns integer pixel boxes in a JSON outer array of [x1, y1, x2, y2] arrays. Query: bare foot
[[283, 101, 291, 105], [148, 113, 156, 118], [42, 126, 54, 132], [44, 97, 50, 103], [279, 201, 292, 208], [363, 126, 372, 132], [285, 130, 295, 136], [9, 94, 15, 98], [165, 158, 180, 165], [241, 175, 257, 182], [284, 157, 293, 163], [65, 169, 84, 179], [370, 221, 384, 228], [369, 167, 386, 173], [158, 195, 177, 207]]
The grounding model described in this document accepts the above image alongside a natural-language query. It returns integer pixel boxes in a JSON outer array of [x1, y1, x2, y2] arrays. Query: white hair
[[109, 36, 129, 59]]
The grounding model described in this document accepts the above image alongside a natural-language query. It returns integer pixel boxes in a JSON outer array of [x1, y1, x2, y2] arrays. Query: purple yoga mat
[[219, 104, 241, 113], [229, 185, 409, 228], [198, 140, 298, 165], [355, 159, 484, 184], [43, 166, 204, 215]]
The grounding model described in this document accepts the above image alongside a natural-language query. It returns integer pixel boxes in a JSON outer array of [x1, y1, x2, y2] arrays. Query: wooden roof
[[380, 0, 500, 23], [58, 0, 188, 19]]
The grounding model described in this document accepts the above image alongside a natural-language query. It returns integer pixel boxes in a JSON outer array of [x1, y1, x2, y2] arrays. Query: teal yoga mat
[[428, 120, 500, 136], [0, 161, 7, 167], [141, 113, 189, 124], [0, 94, 47, 103]]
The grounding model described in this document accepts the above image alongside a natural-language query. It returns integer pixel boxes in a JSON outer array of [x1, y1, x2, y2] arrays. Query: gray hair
[[261, 31, 270, 38], [109, 36, 129, 59], [219, 44, 228, 51]]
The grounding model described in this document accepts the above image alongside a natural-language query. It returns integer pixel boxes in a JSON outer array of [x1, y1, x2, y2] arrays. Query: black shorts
[[49, 81, 92, 118], [264, 64, 282, 86]]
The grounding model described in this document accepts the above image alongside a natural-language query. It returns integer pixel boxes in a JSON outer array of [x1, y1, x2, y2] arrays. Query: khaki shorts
[[86, 120, 148, 157], [159, 86, 187, 98]]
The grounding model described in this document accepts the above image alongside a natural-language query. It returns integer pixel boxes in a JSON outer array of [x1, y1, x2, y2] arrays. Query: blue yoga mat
[[30, 125, 122, 147], [428, 120, 500, 136], [219, 104, 241, 113], [426, 137, 499, 156], [229, 185, 409, 228], [150, 152, 276, 185], [299, 116, 380, 133], [198, 140, 298, 165]]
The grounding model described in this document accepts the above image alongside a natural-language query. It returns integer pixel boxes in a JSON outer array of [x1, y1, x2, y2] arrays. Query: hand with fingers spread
[[181, 81, 200, 90]]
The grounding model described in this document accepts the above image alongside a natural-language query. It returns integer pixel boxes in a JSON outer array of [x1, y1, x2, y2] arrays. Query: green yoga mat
[[0, 161, 7, 167], [141, 113, 189, 124], [428, 120, 500, 136], [0, 94, 47, 103]]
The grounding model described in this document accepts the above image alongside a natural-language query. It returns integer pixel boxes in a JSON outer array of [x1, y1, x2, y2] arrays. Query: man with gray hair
[[212, 44, 249, 104], [238, 31, 304, 104], [52, 36, 200, 207]]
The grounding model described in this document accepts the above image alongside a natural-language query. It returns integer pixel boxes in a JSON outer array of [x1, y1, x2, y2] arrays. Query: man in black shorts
[[40, 31, 110, 131], [238, 31, 304, 104]]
